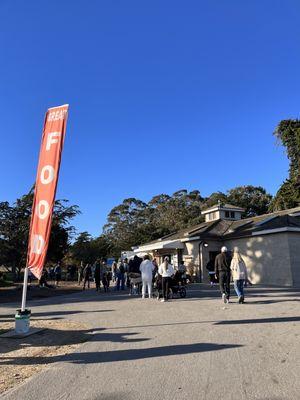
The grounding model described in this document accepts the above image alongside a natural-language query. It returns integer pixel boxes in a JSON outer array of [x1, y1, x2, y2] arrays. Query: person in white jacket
[[158, 257, 175, 302], [139, 254, 154, 299], [230, 247, 248, 304]]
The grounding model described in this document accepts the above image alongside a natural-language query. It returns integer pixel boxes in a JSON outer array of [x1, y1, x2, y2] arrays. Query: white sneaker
[[222, 293, 226, 304], [161, 299, 165, 302], [142, 295, 145, 299]]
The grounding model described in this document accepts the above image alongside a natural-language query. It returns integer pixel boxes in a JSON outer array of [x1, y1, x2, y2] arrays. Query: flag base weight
[[15, 309, 31, 334]]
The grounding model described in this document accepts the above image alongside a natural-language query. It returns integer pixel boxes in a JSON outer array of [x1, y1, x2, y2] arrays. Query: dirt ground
[[0, 319, 90, 395], [0, 281, 83, 304]]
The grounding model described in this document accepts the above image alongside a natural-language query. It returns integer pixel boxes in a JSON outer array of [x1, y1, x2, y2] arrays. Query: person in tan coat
[[230, 247, 248, 304]]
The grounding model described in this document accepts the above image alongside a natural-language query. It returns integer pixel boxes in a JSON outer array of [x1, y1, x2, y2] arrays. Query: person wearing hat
[[214, 246, 232, 303]]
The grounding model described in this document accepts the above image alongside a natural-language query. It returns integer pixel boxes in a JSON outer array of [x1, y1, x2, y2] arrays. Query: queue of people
[[38, 246, 250, 304], [76, 254, 187, 302]]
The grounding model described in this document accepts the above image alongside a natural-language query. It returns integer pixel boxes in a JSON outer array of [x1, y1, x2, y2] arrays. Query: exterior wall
[[205, 210, 243, 222], [220, 210, 242, 220], [288, 233, 300, 286], [205, 210, 221, 222], [182, 240, 221, 282], [224, 233, 293, 286]]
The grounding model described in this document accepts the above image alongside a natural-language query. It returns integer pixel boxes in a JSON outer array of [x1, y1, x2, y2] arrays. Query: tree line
[[0, 119, 299, 277]]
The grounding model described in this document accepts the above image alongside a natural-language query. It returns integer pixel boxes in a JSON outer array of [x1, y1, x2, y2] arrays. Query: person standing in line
[[139, 254, 154, 299], [206, 256, 216, 286], [83, 263, 92, 290], [106, 266, 112, 290], [152, 258, 158, 273], [230, 248, 248, 304], [114, 263, 121, 291], [123, 258, 130, 288], [94, 261, 101, 292], [78, 262, 84, 286], [101, 261, 109, 292], [158, 257, 175, 302], [214, 246, 231, 303], [54, 262, 62, 287], [152, 257, 159, 284], [112, 261, 118, 283], [118, 260, 126, 290], [177, 261, 187, 284]]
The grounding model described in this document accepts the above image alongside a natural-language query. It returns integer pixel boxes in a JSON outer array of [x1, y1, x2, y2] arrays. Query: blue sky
[[1, 0, 300, 237]]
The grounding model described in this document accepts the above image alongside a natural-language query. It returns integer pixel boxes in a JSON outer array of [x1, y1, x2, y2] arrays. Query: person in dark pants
[[214, 246, 231, 303], [206, 256, 217, 286], [54, 262, 62, 287], [39, 269, 52, 288], [83, 264, 92, 290], [94, 262, 101, 292], [78, 262, 84, 285], [158, 257, 175, 302], [117, 261, 126, 290]]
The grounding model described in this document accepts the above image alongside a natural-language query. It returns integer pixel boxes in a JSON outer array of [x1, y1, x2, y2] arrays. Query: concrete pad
[[1, 284, 300, 400]]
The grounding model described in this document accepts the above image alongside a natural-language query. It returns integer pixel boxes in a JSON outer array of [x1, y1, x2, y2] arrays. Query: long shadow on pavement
[[105, 315, 300, 331], [0, 342, 242, 365], [0, 309, 114, 320], [215, 316, 300, 325], [0, 328, 149, 354]]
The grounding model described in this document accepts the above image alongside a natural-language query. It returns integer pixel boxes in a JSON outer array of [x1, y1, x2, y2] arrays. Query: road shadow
[[0, 327, 149, 354], [0, 309, 114, 320], [0, 342, 242, 366], [215, 316, 300, 325]]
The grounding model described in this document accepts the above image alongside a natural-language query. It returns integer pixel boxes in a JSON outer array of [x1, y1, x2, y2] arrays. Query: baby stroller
[[128, 272, 142, 295], [154, 271, 187, 299]]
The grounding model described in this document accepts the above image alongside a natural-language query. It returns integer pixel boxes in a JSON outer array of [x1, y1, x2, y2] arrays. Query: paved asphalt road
[[1, 284, 300, 400]]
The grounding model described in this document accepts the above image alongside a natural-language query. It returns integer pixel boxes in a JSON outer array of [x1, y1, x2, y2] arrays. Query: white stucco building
[[133, 204, 300, 286]]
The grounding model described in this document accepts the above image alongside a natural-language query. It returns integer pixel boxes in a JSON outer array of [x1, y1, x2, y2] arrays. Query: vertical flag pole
[[21, 267, 29, 312], [14, 104, 69, 336]]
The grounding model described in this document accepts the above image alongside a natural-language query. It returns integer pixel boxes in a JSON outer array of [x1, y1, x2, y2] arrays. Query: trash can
[[15, 309, 31, 334]]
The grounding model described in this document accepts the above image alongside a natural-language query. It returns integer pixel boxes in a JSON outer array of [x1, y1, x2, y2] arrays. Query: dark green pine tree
[[271, 120, 300, 211]]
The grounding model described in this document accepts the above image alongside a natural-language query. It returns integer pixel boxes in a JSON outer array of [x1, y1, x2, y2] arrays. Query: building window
[[230, 211, 235, 218], [225, 211, 230, 218]]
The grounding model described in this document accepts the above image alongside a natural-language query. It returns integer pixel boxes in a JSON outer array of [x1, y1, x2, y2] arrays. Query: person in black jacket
[[94, 261, 101, 292], [83, 264, 92, 290], [215, 246, 232, 303]]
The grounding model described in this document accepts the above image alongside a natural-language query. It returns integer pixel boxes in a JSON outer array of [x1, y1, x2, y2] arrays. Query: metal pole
[[198, 241, 202, 283], [200, 243, 203, 283], [21, 267, 29, 312]]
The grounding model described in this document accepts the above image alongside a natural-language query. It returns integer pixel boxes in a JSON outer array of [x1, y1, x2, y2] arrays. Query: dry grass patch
[[0, 319, 90, 395]]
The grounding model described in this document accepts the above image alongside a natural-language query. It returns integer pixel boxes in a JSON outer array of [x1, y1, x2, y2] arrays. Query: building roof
[[201, 203, 245, 215], [134, 206, 300, 250], [223, 206, 300, 238]]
